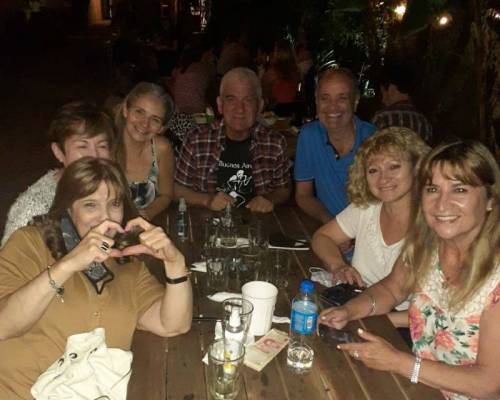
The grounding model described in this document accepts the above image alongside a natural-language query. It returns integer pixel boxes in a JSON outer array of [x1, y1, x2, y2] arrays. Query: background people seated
[[174, 67, 291, 212], [312, 127, 429, 299], [294, 68, 376, 224], [372, 64, 433, 144], [114, 82, 175, 220], [261, 40, 300, 107], [320, 140, 499, 400], [172, 37, 216, 115], [0, 157, 192, 399], [1, 102, 114, 247], [216, 32, 252, 77]]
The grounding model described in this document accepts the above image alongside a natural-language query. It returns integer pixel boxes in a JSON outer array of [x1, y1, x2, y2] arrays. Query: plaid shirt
[[372, 100, 433, 143], [175, 119, 291, 194]]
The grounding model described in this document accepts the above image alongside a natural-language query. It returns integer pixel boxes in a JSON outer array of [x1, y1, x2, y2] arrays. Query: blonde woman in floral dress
[[320, 140, 500, 400]]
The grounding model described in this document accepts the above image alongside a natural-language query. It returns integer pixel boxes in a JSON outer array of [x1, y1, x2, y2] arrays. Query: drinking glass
[[201, 217, 219, 259], [248, 220, 269, 252], [222, 297, 254, 344], [238, 246, 261, 286], [219, 218, 238, 248], [207, 339, 245, 400], [223, 249, 242, 292], [207, 248, 228, 291], [269, 250, 290, 288]]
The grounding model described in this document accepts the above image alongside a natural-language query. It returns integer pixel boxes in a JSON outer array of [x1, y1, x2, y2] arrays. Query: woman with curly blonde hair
[[319, 140, 500, 400], [312, 127, 429, 295]]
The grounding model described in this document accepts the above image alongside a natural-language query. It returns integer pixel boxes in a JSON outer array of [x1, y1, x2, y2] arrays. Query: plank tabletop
[[128, 205, 444, 400]]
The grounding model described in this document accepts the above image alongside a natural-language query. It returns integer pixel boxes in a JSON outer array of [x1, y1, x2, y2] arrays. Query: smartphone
[[318, 324, 365, 346]]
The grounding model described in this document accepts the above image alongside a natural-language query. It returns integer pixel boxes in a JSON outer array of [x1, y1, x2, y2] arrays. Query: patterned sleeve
[[371, 112, 387, 130], [2, 187, 52, 247], [174, 129, 198, 188], [270, 133, 291, 189]]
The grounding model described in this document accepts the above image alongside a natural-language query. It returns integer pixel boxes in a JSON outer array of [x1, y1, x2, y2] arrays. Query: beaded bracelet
[[47, 265, 65, 303], [410, 356, 422, 384]]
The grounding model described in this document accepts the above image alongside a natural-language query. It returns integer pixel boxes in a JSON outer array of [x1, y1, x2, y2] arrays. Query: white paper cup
[[241, 281, 278, 336]]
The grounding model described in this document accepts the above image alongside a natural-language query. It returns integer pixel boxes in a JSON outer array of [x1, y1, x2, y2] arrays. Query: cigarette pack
[[244, 329, 289, 372]]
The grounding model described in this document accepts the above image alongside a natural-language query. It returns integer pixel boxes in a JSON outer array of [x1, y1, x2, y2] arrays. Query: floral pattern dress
[[409, 258, 500, 400]]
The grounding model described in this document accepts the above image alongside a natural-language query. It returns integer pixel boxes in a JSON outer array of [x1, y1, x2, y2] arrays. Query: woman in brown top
[[0, 157, 192, 399]]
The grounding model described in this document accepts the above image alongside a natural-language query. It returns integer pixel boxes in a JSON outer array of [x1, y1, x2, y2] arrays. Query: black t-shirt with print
[[216, 136, 255, 207]]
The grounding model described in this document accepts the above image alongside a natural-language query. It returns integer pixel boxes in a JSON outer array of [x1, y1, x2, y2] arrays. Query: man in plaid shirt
[[372, 64, 433, 144], [174, 67, 291, 212]]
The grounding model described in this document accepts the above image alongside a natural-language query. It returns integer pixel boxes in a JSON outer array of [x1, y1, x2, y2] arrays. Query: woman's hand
[[331, 265, 365, 287], [121, 217, 185, 271], [319, 305, 351, 330], [339, 329, 404, 372], [60, 220, 124, 273]]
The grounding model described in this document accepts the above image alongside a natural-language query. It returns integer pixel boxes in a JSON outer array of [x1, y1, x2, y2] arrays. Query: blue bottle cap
[[300, 279, 314, 294]]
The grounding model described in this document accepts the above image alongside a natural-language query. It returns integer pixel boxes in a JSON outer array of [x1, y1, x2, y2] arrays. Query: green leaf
[[399, 0, 433, 37]]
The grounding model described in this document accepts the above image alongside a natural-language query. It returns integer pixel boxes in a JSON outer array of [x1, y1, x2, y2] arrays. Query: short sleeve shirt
[[336, 203, 406, 291], [294, 117, 375, 216], [216, 136, 255, 207], [0, 227, 164, 399]]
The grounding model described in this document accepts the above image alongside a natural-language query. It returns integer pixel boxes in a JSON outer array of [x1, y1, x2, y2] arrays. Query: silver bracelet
[[47, 265, 64, 303], [366, 293, 376, 316], [410, 355, 422, 384]]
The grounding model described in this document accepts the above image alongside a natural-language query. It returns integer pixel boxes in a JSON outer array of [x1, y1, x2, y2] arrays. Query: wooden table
[[128, 206, 443, 400]]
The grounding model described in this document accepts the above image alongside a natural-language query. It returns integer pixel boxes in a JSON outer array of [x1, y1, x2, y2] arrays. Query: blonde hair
[[114, 82, 173, 170], [402, 140, 500, 310], [347, 127, 430, 207]]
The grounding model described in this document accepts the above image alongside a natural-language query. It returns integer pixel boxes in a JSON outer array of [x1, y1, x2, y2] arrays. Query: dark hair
[[378, 64, 415, 94], [178, 36, 206, 73], [31, 157, 138, 260], [270, 40, 300, 82], [47, 101, 115, 151]]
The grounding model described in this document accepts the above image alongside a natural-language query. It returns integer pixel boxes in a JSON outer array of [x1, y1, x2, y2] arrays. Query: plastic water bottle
[[287, 279, 318, 374], [176, 198, 188, 241]]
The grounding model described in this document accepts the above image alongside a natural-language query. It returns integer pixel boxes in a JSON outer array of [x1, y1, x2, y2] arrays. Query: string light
[[394, 3, 407, 20], [436, 12, 452, 27]]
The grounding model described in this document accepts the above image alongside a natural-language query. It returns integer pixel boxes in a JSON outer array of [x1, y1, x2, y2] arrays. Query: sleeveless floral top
[[409, 258, 500, 400]]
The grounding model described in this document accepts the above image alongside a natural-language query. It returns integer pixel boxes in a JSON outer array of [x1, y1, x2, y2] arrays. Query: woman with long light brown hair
[[114, 82, 175, 220]]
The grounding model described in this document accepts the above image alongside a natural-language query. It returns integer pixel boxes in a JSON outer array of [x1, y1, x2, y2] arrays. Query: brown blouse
[[0, 226, 164, 399]]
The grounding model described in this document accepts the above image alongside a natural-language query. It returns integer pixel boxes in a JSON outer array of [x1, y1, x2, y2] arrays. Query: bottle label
[[290, 309, 317, 335], [177, 215, 186, 238]]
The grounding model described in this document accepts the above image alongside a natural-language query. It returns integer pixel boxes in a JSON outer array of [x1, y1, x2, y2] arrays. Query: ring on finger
[[99, 241, 110, 253], [352, 350, 360, 359]]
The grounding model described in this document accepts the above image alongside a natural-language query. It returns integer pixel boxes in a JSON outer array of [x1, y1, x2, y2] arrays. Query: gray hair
[[219, 67, 262, 99]]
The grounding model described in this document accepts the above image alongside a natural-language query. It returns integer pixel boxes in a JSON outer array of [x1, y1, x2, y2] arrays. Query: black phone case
[[320, 284, 364, 307]]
